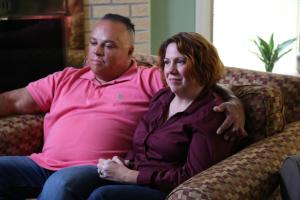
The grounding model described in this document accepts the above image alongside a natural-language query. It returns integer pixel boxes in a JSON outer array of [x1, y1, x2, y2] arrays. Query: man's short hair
[[101, 13, 135, 36]]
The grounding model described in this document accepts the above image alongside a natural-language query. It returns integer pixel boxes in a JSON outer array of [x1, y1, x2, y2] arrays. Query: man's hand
[[97, 157, 138, 184], [213, 98, 247, 141]]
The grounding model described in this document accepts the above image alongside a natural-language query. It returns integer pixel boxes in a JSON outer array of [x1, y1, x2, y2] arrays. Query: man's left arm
[[212, 84, 248, 141]]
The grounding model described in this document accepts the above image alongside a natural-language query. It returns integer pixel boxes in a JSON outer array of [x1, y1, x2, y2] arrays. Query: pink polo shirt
[[26, 61, 163, 170]]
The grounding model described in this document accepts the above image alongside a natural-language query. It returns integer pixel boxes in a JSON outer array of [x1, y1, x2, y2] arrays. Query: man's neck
[[95, 59, 133, 83]]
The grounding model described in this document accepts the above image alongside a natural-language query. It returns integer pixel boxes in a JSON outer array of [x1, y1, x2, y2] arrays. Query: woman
[[88, 32, 238, 200]]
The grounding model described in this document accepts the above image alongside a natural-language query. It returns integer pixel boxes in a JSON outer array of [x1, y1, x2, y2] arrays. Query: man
[[0, 14, 246, 199]]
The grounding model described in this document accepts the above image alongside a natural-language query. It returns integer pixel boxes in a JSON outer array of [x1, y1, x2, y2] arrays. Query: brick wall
[[84, 0, 150, 54]]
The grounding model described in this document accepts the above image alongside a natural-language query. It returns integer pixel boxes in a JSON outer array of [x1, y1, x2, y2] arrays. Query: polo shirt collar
[[80, 59, 138, 85]]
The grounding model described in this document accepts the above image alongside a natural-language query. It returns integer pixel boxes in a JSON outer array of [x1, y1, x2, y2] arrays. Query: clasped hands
[[97, 156, 138, 184]]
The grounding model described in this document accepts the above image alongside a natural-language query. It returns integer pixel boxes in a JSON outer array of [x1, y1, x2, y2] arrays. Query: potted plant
[[252, 34, 296, 72]]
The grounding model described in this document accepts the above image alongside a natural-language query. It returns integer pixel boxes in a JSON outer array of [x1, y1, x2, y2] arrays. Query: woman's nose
[[169, 63, 178, 73]]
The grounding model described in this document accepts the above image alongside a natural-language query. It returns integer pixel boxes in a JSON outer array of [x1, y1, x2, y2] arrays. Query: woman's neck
[[166, 85, 204, 121], [174, 85, 204, 104]]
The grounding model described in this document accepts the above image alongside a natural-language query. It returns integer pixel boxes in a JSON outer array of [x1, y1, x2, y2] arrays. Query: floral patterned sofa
[[1, 54, 300, 200]]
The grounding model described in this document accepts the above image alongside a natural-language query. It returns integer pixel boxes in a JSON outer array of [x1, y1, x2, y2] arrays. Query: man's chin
[[91, 65, 106, 72]]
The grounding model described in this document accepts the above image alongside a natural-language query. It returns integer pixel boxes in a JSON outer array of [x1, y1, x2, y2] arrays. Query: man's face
[[87, 20, 134, 82]]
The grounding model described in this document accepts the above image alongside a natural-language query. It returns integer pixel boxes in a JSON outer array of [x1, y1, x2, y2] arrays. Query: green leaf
[[266, 63, 275, 72], [250, 50, 266, 62], [278, 48, 292, 60], [269, 33, 274, 53], [251, 33, 297, 72], [277, 38, 297, 53], [257, 36, 271, 60], [271, 49, 279, 62]]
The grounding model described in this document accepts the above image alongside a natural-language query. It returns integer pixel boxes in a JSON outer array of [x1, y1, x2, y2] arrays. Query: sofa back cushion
[[230, 84, 285, 145], [134, 54, 158, 67], [220, 67, 300, 123]]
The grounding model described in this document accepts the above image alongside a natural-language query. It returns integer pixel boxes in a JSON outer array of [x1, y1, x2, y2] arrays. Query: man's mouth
[[91, 59, 104, 65]]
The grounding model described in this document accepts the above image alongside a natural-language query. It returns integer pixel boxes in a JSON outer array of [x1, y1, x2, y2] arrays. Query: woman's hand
[[97, 157, 138, 184], [111, 156, 131, 166]]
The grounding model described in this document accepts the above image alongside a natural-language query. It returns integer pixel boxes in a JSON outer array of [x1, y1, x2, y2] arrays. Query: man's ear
[[128, 46, 134, 56]]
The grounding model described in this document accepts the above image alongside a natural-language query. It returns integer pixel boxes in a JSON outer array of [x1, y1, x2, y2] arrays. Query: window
[[213, 0, 300, 74]]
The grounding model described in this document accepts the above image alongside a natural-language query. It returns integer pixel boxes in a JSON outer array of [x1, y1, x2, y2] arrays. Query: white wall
[[195, 0, 213, 41]]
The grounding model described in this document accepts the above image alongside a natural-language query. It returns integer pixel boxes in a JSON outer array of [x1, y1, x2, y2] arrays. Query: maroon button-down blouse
[[125, 87, 238, 193]]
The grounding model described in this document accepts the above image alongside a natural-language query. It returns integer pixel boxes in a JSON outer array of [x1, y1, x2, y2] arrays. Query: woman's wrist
[[125, 169, 139, 184]]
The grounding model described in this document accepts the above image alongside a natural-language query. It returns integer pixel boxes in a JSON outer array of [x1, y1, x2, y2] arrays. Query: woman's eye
[[163, 59, 170, 65], [177, 59, 186, 65]]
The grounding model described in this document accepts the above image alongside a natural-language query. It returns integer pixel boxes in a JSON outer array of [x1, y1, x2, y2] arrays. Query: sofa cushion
[[134, 54, 158, 67], [0, 114, 44, 155], [230, 84, 285, 145]]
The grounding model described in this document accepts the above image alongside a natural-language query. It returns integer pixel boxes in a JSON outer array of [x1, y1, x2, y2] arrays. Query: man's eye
[[90, 41, 97, 46], [105, 43, 116, 49]]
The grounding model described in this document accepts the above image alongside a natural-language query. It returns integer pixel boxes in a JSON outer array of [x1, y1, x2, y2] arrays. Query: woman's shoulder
[[150, 87, 171, 103], [191, 89, 225, 127]]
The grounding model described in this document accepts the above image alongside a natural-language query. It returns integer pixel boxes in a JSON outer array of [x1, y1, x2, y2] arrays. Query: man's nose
[[94, 45, 104, 56]]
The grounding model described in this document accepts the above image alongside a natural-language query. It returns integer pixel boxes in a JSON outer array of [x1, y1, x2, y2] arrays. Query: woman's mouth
[[168, 78, 182, 84]]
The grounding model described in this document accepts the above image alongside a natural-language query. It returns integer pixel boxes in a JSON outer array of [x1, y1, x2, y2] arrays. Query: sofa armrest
[[167, 121, 300, 200], [0, 114, 44, 155], [230, 84, 285, 145]]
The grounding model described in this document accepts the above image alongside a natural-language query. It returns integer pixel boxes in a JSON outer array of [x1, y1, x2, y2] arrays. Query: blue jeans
[[0, 156, 108, 200], [88, 185, 167, 200]]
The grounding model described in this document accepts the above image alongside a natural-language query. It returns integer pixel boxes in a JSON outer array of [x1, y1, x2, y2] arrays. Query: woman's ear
[[128, 46, 134, 56]]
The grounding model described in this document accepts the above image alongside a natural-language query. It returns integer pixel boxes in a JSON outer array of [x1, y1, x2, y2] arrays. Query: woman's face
[[163, 43, 201, 95]]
